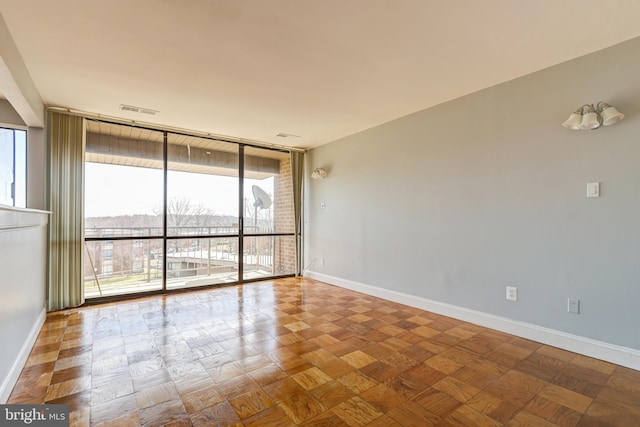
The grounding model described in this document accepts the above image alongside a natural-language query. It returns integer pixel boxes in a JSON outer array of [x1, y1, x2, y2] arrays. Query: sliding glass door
[[166, 134, 239, 289], [84, 121, 296, 299]]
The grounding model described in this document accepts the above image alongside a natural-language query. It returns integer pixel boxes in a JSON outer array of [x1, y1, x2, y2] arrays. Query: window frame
[[0, 125, 28, 208], [83, 119, 298, 302]]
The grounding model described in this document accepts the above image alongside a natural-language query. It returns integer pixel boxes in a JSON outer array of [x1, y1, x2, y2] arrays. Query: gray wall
[[0, 99, 25, 126], [305, 37, 640, 350], [0, 99, 47, 402], [26, 126, 45, 210], [0, 208, 48, 402]]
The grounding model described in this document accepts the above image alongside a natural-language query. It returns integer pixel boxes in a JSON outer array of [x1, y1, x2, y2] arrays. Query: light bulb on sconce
[[562, 102, 624, 130], [311, 168, 327, 179]]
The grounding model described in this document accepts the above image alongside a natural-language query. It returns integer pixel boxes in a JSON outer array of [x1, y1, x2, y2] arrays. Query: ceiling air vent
[[120, 104, 159, 115], [276, 132, 300, 138]]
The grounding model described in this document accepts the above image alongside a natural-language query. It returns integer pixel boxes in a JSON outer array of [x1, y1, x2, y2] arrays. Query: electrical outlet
[[586, 183, 600, 198], [506, 286, 518, 301], [568, 298, 580, 314], [320, 257, 325, 266]]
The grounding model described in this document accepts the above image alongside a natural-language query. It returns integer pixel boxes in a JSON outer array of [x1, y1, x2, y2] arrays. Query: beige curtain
[[47, 112, 85, 311], [290, 150, 304, 276]]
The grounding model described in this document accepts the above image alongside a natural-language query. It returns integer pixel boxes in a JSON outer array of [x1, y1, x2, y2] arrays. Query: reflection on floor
[[9, 277, 640, 426], [85, 268, 273, 298]]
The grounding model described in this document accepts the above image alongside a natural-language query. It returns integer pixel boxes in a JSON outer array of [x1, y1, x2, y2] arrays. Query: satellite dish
[[252, 185, 272, 210]]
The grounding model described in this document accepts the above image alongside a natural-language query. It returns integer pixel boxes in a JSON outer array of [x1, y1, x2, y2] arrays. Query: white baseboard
[[0, 308, 46, 403], [304, 270, 640, 371]]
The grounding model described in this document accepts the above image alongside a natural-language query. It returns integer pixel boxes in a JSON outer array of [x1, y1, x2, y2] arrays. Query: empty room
[[1, 1, 639, 426]]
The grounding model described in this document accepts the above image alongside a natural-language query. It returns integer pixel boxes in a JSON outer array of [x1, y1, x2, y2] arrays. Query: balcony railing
[[84, 226, 283, 298], [84, 225, 274, 238]]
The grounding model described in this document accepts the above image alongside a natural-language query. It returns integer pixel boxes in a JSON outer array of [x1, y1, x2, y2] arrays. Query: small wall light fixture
[[562, 102, 624, 130], [311, 168, 327, 179]]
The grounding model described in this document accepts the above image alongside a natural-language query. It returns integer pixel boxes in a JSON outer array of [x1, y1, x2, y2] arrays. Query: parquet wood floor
[[8, 277, 640, 426]]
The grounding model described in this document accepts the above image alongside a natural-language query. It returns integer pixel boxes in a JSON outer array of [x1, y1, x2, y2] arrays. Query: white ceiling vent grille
[[120, 104, 159, 115], [276, 132, 300, 138]]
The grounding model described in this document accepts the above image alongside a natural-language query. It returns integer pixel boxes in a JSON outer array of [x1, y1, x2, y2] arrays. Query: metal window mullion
[[165, 234, 247, 240], [242, 233, 295, 238], [11, 129, 16, 206], [162, 132, 168, 291], [238, 145, 244, 281], [85, 236, 164, 242]]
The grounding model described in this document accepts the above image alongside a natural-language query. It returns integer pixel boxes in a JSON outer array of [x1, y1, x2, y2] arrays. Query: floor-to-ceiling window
[[166, 134, 240, 290], [242, 146, 296, 279], [84, 125, 165, 297], [84, 120, 296, 299]]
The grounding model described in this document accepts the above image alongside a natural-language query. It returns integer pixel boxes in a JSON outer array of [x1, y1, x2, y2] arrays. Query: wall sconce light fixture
[[562, 102, 624, 130], [311, 168, 327, 179]]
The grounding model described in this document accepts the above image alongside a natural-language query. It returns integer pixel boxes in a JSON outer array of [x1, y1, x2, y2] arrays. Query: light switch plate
[[586, 182, 600, 198]]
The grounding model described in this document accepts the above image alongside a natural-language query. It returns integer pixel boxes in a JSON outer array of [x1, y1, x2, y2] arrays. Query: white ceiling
[[1, 1, 640, 149]]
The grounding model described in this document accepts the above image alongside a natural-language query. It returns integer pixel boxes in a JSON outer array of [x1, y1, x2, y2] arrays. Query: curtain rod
[[47, 106, 306, 153]]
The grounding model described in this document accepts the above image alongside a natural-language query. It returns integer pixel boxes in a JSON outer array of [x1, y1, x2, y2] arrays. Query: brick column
[[273, 157, 296, 275]]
